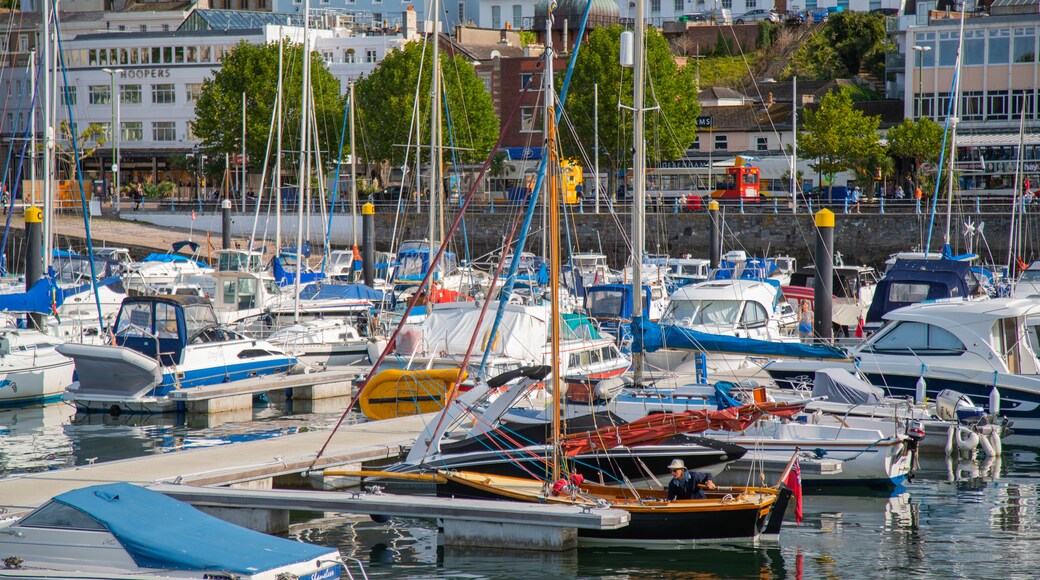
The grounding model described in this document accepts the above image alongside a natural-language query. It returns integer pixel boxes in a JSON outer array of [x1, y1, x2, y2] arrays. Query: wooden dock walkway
[[0, 413, 429, 515]]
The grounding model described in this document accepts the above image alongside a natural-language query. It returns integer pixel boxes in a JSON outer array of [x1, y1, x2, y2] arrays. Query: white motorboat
[[0, 329, 74, 407], [60, 295, 297, 414], [267, 317, 371, 367], [764, 298, 1040, 435], [0, 482, 344, 579]]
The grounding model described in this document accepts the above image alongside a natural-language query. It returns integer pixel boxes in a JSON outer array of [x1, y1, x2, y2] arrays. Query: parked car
[[811, 9, 829, 22], [869, 7, 899, 15], [735, 9, 780, 24], [678, 12, 708, 22], [802, 185, 852, 204], [783, 10, 807, 24]]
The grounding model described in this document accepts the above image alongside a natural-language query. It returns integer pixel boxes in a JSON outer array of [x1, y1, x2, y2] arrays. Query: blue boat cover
[[272, 256, 325, 287], [632, 317, 848, 360], [171, 240, 200, 254], [865, 258, 981, 324], [0, 276, 119, 314], [53, 483, 335, 575], [300, 282, 386, 302]]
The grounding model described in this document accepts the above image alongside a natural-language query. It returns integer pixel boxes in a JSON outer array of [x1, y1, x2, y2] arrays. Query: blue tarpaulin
[[54, 483, 334, 575], [272, 256, 325, 287], [632, 317, 848, 360], [299, 282, 385, 302]]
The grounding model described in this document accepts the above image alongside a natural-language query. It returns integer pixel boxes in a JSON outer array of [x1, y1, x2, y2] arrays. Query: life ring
[[955, 426, 980, 453]]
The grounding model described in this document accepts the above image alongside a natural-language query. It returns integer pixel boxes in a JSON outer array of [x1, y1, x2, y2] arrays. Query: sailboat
[[374, 0, 797, 545]]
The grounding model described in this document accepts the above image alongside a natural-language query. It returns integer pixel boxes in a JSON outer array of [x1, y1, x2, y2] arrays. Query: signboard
[[696, 116, 713, 129]]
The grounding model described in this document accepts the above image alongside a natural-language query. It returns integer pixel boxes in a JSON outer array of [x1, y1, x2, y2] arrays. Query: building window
[[963, 30, 984, 66], [63, 86, 76, 106], [987, 90, 1009, 120], [117, 24, 125, 31], [345, 48, 356, 63], [366, 49, 377, 63], [747, 0, 757, 7], [513, 4, 522, 28], [690, 135, 700, 150], [520, 106, 538, 132], [721, 0, 731, 8], [938, 31, 958, 67], [0, 37, 6, 53], [96, 122, 111, 142], [674, 0, 683, 10], [756, 136, 768, 151], [153, 121, 176, 141], [520, 72, 535, 89], [18, 34, 27, 53], [89, 85, 111, 105], [459, 2, 465, 22], [186, 83, 203, 103], [650, 0, 660, 12], [916, 93, 935, 119], [491, 5, 501, 28], [120, 84, 141, 104], [961, 91, 983, 121], [187, 121, 198, 141], [373, 13, 382, 24], [1014, 27, 1036, 63], [121, 121, 143, 142], [162, 24, 170, 32], [152, 84, 176, 104], [989, 28, 1010, 65], [1012, 89, 1036, 119], [140, 24, 147, 31], [714, 134, 727, 151]]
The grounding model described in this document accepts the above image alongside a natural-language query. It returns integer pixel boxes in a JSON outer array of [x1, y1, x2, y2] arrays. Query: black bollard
[[362, 202, 375, 287], [813, 208, 834, 343], [708, 199, 720, 270], [221, 199, 232, 249], [24, 206, 43, 330]]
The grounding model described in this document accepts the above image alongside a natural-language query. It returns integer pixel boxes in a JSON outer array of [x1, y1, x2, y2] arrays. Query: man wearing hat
[[666, 459, 716, 500]]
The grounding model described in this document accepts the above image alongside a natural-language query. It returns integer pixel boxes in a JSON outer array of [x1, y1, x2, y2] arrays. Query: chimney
[[402, 5, 417, 40]]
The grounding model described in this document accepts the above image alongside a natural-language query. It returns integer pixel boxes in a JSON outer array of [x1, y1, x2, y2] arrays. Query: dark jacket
[[666, 471, 713, 500]]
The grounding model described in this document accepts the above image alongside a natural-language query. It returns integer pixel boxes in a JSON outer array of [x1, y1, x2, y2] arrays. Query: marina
[[5, 0, 1040, 576]]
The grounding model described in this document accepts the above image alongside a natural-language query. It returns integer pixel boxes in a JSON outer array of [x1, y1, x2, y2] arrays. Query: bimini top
[[47, 482, 335, 576], [122, 294, 211, 308]]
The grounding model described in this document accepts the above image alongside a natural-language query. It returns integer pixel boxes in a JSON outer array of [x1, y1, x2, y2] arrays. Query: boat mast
[[275, 32, 284, 254], [943, 7, 966, 247], [631, 0, 646, 386], [429, 0, 442, 251], [349, 81, 358, 249], [543, 0, 561, 483], [41, 0, 53, 267], [293, 1, 312, 323], [791, 75, 797, 214]]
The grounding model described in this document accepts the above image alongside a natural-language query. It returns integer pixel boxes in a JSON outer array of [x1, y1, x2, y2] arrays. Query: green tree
[[193, 40, 344, 171], [563, 26, 700, 182], [786, 12, 888, 79], [354, 40, 499, 167], [886, 117, 945, 178], [798, 88, 882, 196]]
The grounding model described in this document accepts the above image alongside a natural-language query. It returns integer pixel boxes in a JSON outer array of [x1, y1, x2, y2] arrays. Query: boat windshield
[[586, 288, 625, 317], [18, 501, 106, 531], [1021, 269, 1040, 283], [330, 252, 354, 268], [184, 304, 218, 337], [666, 299, 743, 325]]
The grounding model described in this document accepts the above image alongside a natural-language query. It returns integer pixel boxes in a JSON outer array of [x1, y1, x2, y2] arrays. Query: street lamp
[[101, 67, 123, 212], [911, 46, 931, 118]]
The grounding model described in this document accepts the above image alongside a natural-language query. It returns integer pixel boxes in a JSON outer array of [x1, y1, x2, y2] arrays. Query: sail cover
[[632, 317, 848, 360]]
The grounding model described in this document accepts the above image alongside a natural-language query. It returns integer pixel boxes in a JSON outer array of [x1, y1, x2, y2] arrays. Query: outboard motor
[[935, 389, 985, 423]]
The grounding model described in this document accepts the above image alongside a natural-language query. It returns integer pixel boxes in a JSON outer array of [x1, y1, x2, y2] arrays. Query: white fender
[[957, 461, 979, 481], [978, 429, 996, 458], [955, 427, 980, 454], [944, 425, 954, 456], [988, 427, 1002, 457]]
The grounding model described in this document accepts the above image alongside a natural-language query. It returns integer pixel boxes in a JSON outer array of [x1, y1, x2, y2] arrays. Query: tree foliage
[[354, 40, 499, 167], [787, 12, 889, 79], [798, 88, 882, 188], [193, 40, 344, 171], [886, 117, 945, 172], [563, 25, 700, 174]]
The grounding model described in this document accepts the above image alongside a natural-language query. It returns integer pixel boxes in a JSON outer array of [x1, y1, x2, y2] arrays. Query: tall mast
[[544, 0, 561, 483], [293, 2, 311, 323], [943, 7, 966, 247], [29, 51, 35, 205], [41, 0, 53, 267], [791, 76, 797, 214], [275, 33, 284, 253], [429, 0, 442, 249], [349, 81, 358, 248], [631, 0, 646, 386]]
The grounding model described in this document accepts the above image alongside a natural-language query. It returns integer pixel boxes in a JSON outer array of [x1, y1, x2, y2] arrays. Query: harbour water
[[3, 401, 1039, 579]]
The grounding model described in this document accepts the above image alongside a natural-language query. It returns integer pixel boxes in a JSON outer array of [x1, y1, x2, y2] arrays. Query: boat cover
[[0, 276, 119, 314], [632, 317, 848, 360], [272, 256, 325, 287], [53, 483, 335, 575], [139, 253, 209, 269], [299, 282, 385, 302], [811, 368, 886, 405]]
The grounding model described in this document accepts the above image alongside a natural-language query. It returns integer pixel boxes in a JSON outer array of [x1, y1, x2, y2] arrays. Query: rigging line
[[320, 84, 350, 275], [307, 57, 532, 473], [247, 86, 282, 254], [0, 8, 25, 184], [440, 75, 476, 276], [54, 7, 105, 331], [0, 54, 39, 274], [387, 35, 429, 257], [924, 40, 963, 255]]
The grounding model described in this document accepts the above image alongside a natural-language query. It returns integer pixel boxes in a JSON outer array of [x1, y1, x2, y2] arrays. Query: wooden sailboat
[[399, 0, 797, 545]]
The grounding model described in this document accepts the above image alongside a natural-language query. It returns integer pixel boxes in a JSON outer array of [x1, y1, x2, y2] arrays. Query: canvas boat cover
[[632, 318, 848, 360], [54, 482, 335, 575], [810, 368, 886, 406]]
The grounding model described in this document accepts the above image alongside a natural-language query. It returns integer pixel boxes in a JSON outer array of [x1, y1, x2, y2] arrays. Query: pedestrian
[[894, 185, 904, 199], [1, 187, 8, 215], [133, 184, 143, 211], [575, 182, 584, 202], [797, 300, 813, 343], [851, 186, 862, 213], [666, 459, 716, 500]]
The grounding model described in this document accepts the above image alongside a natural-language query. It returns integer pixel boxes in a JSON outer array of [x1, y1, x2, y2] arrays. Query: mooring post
[[24, 206, 43, 330], [813, 208, 834, 344], [362, 202, 375, 287], [221, 198, 232, 249]]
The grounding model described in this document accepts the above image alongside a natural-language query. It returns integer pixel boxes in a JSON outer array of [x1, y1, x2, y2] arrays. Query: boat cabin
[[393, 240, 459, 288], [216, 249, 264, 273], [113, 295, 222, 366], [212, 270, 281, 323], [865, 259, 986, 330]]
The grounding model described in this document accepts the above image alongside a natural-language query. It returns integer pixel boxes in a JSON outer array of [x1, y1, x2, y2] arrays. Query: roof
[[698, 87, 748, 101], [179, 9, 305, 32], [124, 0, 192, 11]]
